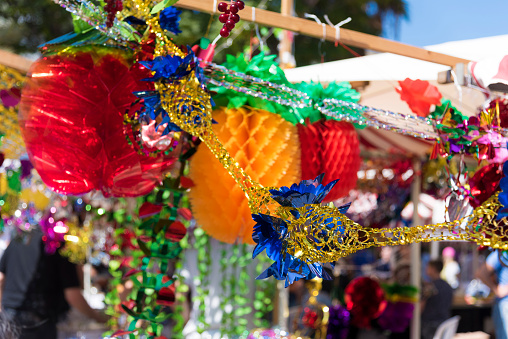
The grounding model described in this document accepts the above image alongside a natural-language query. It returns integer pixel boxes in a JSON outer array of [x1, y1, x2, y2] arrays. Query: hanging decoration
[[344, 277, 386, 329], [44, 0, 508, 290], [190, 53, 300, 244], [376, 283, 418, 333], [19, 45, 179, 197], [396, 78, 442, 117], [0, 65, 25, 159], [189, 106, 301, 244], [298, 120, 360, 202], [326, 305, 350, 339], [293, 81, 361, 202], [217, 0, 245, 37], [106, 176, 190, 339]]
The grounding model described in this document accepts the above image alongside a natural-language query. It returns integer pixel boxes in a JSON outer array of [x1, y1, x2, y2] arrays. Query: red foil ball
[[298, 119, 361, 202], [344, 277, 387, 329], [469, 163, 503, 208], [19, 47, 177, 197]]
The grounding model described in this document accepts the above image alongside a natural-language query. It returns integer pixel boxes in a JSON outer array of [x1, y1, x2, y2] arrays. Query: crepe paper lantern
[[189, 106, 301, 244], [208, 53, 297, 123], [298, 119, 360, 202], [292, 81, 361, 125], [469, 163, 503, 208], [19, 46, 178, 197], [344, 277, 386, 329], [396, 78, 442, 117]]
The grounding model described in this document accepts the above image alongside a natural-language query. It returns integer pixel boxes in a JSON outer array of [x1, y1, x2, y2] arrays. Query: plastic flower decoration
[[134, 91, 182, 136], [396, 78, 442, 117], [140, 53, 195, 82], [252, 174, 350, 287], [159, 6, 182, 35], [496, 161, 508, 220]]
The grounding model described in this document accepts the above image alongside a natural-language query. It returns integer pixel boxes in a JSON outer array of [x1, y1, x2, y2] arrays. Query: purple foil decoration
[[0, 88, 21, 108], [20, 159, 34, 179], [327, 305, 350, 339], [377, 302, 414, 333]]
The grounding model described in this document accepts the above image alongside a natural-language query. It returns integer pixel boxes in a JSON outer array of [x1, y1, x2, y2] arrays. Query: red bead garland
[[217, 1, 245, 37], [104, 0, 123, 28]]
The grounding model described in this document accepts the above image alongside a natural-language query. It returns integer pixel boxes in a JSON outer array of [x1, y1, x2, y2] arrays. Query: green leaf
[[150, 0, 178, 14]]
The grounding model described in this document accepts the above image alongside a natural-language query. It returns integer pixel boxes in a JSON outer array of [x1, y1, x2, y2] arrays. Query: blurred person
[[0, 230, 107, 339], [421, 260, 454, 339], [0, 311, 19, 339], [441, 247, 460, 289], [476, 250, 508, 339]]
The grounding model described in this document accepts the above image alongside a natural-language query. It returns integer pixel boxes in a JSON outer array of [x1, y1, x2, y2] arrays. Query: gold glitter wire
[[146, 3, 508, 261], [0, 65, 25, 159], [282, 193, 508, 264]]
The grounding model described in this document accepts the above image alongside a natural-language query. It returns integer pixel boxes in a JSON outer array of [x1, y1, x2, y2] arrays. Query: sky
[[382, 0, 508, 47]]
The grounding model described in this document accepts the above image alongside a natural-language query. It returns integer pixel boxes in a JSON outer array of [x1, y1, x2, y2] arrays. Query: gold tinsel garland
[[0, 64, 25, 159], [136, 8, 508, 263]]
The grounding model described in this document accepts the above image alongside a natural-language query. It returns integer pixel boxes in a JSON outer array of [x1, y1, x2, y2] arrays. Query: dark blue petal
[[160, 7, 182, 35]]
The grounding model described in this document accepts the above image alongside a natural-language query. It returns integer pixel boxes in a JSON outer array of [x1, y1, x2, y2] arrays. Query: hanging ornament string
[[49, 0, 508, 289]]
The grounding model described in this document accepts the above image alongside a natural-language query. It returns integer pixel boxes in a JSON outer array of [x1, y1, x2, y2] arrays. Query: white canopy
[[285, 34, 508, 82], [284, 35, 508, 156]]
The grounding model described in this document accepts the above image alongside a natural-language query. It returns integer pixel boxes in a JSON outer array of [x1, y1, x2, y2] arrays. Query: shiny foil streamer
[[0, 65, 25, 159]]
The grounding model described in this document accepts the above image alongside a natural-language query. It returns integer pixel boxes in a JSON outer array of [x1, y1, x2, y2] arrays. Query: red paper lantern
[[19, 47, 177, 197], [298, 119, 360, 202]]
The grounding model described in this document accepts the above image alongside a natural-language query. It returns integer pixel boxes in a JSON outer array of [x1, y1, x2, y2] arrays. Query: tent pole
[[277, 281, 289, 331], [430, 242, 440, 259], [410, 159, 422, 339]]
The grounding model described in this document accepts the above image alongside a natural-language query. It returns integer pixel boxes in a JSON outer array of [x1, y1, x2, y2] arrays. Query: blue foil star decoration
[[133, 90, 182, 136], [252, 174, 350, 287], [497, 161, 508, 220], [160, 6, 182, 35], [140, 52, 195, 82]]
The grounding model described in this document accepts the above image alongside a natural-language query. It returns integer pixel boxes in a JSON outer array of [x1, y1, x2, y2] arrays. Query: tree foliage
[[0, 0, 407, 66]]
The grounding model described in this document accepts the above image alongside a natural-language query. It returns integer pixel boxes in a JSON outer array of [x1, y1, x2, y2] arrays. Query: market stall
[[1, 1, 508, 339]]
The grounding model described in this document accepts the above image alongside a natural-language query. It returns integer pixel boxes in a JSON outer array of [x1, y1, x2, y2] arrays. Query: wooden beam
[[278, 0, 294, 69], [0, 50, 33, 73], [175, 0, 470, 67]]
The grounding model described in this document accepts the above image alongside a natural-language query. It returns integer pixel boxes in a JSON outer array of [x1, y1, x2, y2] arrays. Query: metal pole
[[277, 281, 289, 331], [430, 241, 440, 259], [410, 159, 422, 339]]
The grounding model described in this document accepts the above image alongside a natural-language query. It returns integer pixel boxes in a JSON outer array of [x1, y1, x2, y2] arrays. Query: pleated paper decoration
[[189, 107, 301, 244], [298, 119, 360, 202]]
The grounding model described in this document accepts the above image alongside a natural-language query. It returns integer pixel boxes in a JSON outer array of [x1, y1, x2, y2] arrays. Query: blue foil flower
[[252, 174, 349, 287], [140, 52, 195, 82], [497, 161, 508, 220], [160, 6, 182, 35], [269, 173, 338, 208], [133, 91, 182, 136]]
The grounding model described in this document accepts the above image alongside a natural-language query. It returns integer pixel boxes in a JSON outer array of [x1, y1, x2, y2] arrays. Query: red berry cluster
[[218, 1, 245, 37], [104, 0, 123, 28]]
